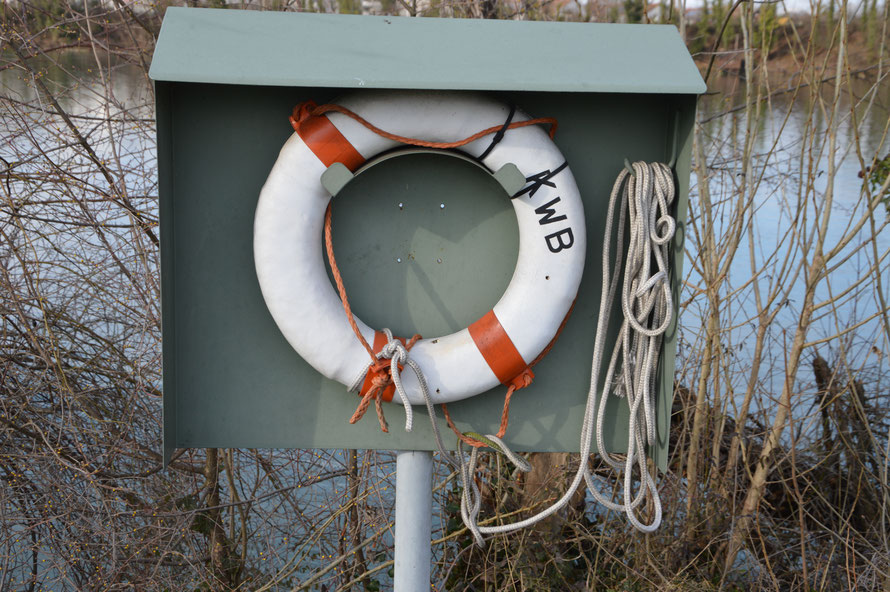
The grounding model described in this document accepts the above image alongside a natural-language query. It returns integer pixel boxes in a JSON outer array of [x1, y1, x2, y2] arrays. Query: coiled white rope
[[354, 161, 675, 545]]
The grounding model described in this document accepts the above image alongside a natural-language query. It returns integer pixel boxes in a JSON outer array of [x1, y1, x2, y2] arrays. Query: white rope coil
[[454, 161, 675, 543]]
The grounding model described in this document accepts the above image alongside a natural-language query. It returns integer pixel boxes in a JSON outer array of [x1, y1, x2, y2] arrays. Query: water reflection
[[687, 73, 889, 423], [1, 48, 152, 115]]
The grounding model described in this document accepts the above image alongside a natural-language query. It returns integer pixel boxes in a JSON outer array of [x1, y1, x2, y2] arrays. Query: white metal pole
[[394, 449, 433, 591]]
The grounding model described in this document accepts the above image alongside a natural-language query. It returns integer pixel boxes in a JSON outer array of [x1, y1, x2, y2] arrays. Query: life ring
[[254, 91, 586, 406]]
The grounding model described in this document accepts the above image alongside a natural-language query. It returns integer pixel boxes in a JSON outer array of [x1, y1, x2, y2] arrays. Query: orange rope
[[292, 101, 558, 150], [327, 201, 425, 431], [374, 390, 387, 432], [350, 386, 385, 431], [324, 204, 376, 362], [442, 383, 520, 448], [310, 100, 568, 439]]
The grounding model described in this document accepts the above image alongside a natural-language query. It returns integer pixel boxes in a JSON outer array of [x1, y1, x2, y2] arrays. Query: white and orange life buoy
[[254, 91, 586, 406]]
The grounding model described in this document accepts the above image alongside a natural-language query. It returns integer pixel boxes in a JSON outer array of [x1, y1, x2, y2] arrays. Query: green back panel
[[158, 81, 696, 469]]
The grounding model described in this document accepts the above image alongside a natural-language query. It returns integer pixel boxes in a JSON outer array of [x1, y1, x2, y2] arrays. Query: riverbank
[[691, 12, 886, 87]]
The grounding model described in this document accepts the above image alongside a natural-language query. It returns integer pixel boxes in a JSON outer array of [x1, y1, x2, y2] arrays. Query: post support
[[394, 450, 433, 590]]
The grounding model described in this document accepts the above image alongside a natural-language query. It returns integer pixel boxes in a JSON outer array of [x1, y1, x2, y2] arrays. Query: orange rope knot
[[289, 101, 319, 131], [363, 355, 404, 398], [506, 367, 534, 392], [348, 333, 421, 433]]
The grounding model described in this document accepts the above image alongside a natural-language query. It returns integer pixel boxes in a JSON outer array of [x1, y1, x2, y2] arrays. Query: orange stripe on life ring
[[290, 102, 365, 172], [358, 331, 405, 403], [468, 310, 531, 388]]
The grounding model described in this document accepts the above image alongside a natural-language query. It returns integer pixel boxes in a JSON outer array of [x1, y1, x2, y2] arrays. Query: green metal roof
[[150, 7, 705, 94]]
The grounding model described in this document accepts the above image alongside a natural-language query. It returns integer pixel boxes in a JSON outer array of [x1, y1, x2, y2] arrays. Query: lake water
[[690, 75, 889, 426]]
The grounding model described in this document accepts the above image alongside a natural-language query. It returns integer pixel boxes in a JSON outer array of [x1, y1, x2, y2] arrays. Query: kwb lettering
[[534, 197, 568, 225], [515, 162, 575, 253], [512, 161, 568, 199], [534, 197, 573, 252], [545, 228, 574, 253]]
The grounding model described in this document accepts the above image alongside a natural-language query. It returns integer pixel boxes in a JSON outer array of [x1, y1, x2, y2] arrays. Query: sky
[[681, 0, 879, 16]]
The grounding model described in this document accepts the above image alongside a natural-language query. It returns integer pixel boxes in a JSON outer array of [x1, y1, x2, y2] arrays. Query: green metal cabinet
[[150, 7, 705, 466]]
